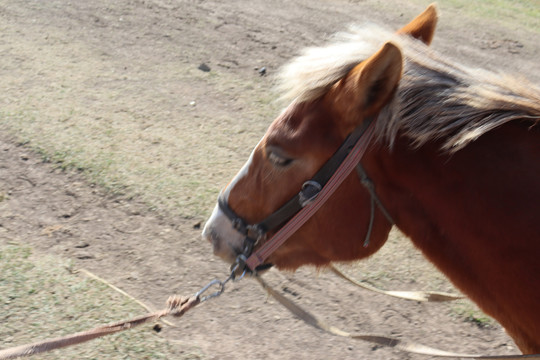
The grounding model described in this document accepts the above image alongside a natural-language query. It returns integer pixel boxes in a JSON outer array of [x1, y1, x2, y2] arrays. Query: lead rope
[[0, 270, 238, 360], [256, 275, 540, 359], [4, 269, 538, 359], [0, 296, 200, 360], [356, 163, 395, 248], [329, 265, 463, 302]]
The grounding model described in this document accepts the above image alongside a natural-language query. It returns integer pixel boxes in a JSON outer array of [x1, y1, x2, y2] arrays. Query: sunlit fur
[[277, 26, 540, 151], [204, 6, 540, 354]]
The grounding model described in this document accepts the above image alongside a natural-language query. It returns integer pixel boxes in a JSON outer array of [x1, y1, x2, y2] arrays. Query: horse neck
[[362, 122, 540, 351], [367, 121, 540, 273]]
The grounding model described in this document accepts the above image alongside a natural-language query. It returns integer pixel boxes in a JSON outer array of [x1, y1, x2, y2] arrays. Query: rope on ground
[[256, 276, 540, 359], [0, 295, 199, 360], [329, 264, 463, 302], [2, 268, 538, 360]]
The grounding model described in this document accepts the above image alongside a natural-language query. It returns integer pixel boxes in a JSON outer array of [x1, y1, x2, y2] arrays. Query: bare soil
[[1, 1, 539, 359]]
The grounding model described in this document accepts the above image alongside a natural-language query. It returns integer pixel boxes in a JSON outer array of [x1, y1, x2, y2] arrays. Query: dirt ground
[[1, 1, 539, 359]]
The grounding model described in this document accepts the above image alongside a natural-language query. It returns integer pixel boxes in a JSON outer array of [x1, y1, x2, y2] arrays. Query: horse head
[[203, 5, 438, 270]]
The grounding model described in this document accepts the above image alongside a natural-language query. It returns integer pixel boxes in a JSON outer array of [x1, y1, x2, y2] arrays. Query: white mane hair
[[275, 25, 540, 152]]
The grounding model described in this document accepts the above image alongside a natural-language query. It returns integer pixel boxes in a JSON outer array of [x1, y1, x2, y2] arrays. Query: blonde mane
[[276, 25, 540, 152]]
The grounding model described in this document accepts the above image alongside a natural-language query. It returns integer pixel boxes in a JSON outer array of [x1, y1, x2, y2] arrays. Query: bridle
[[218, 116, 394, 274], [218, 115, 394, 275]]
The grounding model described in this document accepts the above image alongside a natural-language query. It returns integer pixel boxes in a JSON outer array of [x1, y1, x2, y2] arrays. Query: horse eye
[[267, 150, 293, 167]]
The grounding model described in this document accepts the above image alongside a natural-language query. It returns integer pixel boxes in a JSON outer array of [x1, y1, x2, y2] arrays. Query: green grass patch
[[0, 241, 203, 359]]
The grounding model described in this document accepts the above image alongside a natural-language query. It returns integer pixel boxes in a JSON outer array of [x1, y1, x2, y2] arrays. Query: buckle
[[299, 180, 322, 207]]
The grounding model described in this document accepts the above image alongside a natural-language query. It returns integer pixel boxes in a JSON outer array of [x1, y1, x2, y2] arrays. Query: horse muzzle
[[202, 204, 246, 264]]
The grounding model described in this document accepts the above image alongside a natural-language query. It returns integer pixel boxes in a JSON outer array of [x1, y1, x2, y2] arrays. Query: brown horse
[[202, 5, 540, 354]]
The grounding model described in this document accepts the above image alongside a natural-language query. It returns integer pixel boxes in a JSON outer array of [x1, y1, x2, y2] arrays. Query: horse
[[202, 5, 540, 354]]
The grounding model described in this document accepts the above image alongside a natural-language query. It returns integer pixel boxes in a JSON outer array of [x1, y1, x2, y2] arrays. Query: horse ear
[[397, 3, 438, 45], [329, 42, 402, 130]]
